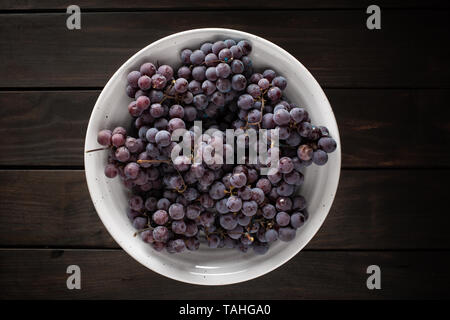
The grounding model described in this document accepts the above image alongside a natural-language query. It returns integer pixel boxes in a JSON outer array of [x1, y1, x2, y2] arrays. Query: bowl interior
[[84, 28, 341, 285]]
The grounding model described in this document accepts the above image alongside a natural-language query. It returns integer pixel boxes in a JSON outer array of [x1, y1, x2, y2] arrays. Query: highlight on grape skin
[[92, 39, 337, 254]]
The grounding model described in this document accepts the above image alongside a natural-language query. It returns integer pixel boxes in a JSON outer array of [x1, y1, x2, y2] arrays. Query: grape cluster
[[94, 39, 337, 255]]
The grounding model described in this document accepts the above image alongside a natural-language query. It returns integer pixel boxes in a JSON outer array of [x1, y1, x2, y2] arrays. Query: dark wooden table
[[1, 0, 450, 299]]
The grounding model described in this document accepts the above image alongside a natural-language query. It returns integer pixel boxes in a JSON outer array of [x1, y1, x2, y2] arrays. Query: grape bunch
[[93, 39, 337, 255]]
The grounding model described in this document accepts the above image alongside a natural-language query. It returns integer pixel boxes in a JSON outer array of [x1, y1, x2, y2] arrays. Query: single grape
[[111, 133, 125, 147], [174, 78, 188, 93], [127, 71, 141, 88], [218, 48, 233, 61], [211, 91, 225, 107], [276, 181, 295, 197], [273, 109, 291, 126], [151, 73, 167, 90], [278, 157, 294, 174], [278, 227, 296, 242], [230, 45, 243, 59], [157, 65, 173, 80], [247, 84, 261, 98], [202, 80, 216, 95], [97, 129, 112, 146], [184, 106, 197, 121], [168, 203, 185, 220], [185, 237, 200, 251], [313, 149, 328, 165], [200, 42, 213, 54], [256, 178, 271, 194], [298, 122, 312, 138], [283, 170, 304, 185], [276, 211, 290, 227], [138, 75, 152, 90], [318, 137, 337, 153], [262, 69, 276, 82], [267, 87, 282, 102], [220, 214, 238, 230], [237, 40, 252, 55], [242, 200, 258, 216], [237, 94, 254, 110], [157, 198, 171, 211], [230, 172, 247, 188], [124, 162, 140, 179], [190, 50, 206, 65], [209, 181, 226, 200], [265, 229, 278, 242], [155, 130, 171, 147], [172, 220, 187, 234], [205, 66, 218, 81], [216, 63, 231, 78], [133, 216, 147, 230], [297, 144, 314, 161], [104, 164, 118, 178], [272, 76, 287, 90], [262, 203, 277, 219], [251, 188, 265, 204], [226, 196, 243, 212], [276, 197, 293, 211], [212, 41, 227, 55], [208, 234, 221, 248]]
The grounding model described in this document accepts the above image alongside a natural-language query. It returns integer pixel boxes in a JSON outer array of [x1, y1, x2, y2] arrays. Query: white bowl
[[84, 28, 341, 285]]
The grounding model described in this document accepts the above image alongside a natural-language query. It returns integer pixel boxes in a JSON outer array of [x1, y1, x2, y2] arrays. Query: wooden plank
[[1, 249, 449, 299], [1, 0, 449, 10], [0, 170, 449, 249], [1, 89, 449, 168], [0, 11, 449, 88]]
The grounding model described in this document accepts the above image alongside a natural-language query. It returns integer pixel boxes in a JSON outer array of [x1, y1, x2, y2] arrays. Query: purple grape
[[216, 63, 231, 78], [104, 164, 118, 178], [318, 137, 337, 153], [273, 109, 291, 126], [226, 196, 243, 212], [313, 149, 328, 165], [157, 65, 173, 80], [174, 78, 188, 93], [212, 41, 227, 55], [265, 229, 278, 242], [124, 162, 140, 179], [168, 203, 185, 220], [172, 220, 187, 234], [276, 211, 290, 227], [151, 73, 167, 90], [97, 129, 112, 146], [278, 157, 294, 174], [190, 50, 205, 65], [133, 216, 147, 230], [127, 71, 141, 88], [278, 227, 296, 242], [262, 204, 276, 219], [205, 66, 218, 81], [242, 200, 258, 217], [230, 172, 247, 188], [276, 181, 295, 197], [200, 42, 213, 54], [155, 130, 171, 147], [267, 87, 282, 102], [276, 197, 292, 211], [209, 181, 226, 200], [220, 214, 238, 230], [231, 59, 244, 74], [297, 144, 314, 161], [140, 62, 156, 77], [256, 178, 271, 194], [237, 94, 254, 110]]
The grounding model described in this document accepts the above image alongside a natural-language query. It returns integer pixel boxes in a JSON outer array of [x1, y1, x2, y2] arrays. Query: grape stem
[[85, 146, 110, 153]]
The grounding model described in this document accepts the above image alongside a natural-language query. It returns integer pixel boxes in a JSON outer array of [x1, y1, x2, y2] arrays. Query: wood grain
[[1, 170, 449, 249], [0, 11, 449, 88], [1, 249, 449, 299], [1, 0, 449, 10], [1, 89, 449, 167]]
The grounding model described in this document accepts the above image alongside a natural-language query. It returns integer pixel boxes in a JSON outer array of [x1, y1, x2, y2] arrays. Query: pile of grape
[[94, 39, 337, 254]]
